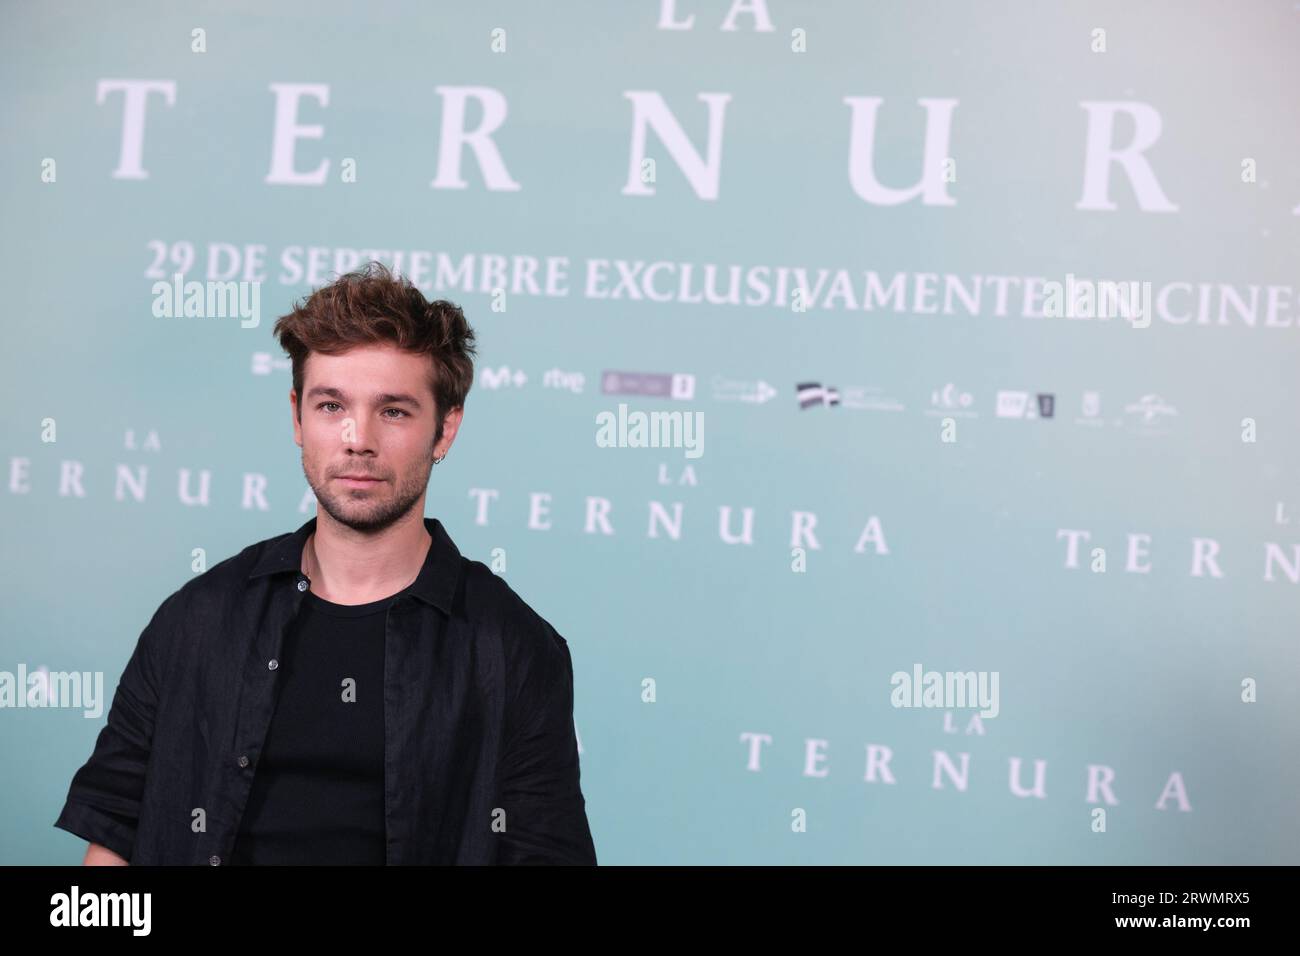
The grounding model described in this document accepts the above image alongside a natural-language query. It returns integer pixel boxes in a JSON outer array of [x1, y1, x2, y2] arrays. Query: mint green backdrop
[[3, 0, 1298, 864]]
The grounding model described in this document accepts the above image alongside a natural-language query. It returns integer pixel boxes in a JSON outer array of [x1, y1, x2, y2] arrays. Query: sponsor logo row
[[251, 355, 1179, 430]]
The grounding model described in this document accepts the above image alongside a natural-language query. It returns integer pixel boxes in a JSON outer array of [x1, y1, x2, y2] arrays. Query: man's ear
[[434, 405, 464, 459], [291, 390, 303, 448]]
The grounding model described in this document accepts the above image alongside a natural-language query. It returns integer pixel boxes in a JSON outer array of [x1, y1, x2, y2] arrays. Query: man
[[52, 261, 597, 865]]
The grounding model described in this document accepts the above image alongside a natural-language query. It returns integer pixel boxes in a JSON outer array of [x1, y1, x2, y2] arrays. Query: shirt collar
[[247, 515, 462, 614]]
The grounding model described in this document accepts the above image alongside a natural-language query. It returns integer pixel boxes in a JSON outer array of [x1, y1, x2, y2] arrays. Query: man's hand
[[83, 842, 129, 866]]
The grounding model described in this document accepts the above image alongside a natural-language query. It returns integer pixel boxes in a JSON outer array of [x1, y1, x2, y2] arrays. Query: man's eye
[[319, 402, 341, 413], [383, 408, 408, 419]]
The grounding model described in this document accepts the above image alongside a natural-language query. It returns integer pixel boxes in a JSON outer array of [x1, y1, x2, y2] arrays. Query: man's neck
[[303, 512, 432, 605]]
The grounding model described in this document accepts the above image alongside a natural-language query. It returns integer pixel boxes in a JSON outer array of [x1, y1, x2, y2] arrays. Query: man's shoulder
[[457, 557, 568, 652], [161, 526, 300, 612], [457, 560, 574, 704]]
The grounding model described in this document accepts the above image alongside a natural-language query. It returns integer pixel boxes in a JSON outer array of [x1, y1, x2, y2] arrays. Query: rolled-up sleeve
[[52, 590, 179, 862], [495, 618, 597, 865]]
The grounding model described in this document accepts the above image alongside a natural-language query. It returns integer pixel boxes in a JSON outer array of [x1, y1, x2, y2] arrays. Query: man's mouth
[[336, 474, 385, 487]]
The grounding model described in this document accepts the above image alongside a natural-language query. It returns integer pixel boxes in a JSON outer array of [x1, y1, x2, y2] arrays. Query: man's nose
[[342, 415, 375, 451]]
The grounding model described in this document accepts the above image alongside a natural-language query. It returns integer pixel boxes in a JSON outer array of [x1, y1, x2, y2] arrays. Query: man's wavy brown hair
[[273, 261, 477, 447]]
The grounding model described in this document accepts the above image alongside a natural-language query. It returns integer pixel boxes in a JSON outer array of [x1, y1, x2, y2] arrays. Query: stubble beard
[[302, 446, 434, 534]]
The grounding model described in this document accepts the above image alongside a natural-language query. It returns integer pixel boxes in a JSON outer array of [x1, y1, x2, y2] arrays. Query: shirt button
[[268, 659, 278, 670], [209, 855, 221, 866], [296, 579, 308, 592], [237, 754, 250, 768]]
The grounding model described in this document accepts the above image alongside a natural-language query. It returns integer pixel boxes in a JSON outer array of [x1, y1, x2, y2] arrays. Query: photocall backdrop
[[3, 1, 1298, 864]]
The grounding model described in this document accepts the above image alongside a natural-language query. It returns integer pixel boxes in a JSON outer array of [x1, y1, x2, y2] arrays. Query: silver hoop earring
[[433, 453, 445, 465]]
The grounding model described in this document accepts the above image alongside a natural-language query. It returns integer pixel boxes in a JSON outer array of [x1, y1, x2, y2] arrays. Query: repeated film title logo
[[741, 667, 1198, 822], [64, 36, 1300, 332], [58, 19, 1300, 232]]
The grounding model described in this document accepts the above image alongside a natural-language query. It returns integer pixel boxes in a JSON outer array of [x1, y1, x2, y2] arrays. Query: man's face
[[291, 342, 462, 533]]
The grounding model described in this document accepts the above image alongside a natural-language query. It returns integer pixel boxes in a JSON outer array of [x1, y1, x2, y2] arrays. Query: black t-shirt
[[230, 582, 412, 865]]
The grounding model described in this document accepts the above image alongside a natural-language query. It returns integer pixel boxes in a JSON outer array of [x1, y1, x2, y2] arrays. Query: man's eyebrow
[[305, 386, 423, 409]]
